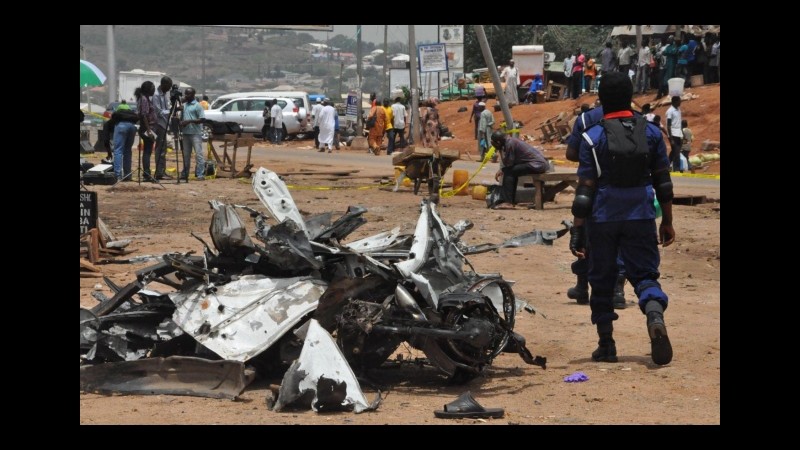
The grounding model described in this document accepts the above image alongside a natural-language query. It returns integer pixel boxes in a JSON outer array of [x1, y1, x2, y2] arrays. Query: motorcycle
[[82, 167, 551, 386]]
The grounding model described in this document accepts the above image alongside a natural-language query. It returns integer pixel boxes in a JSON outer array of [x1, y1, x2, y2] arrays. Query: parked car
[[103, 101, 138, 119], [203, 97, 308, 139], [210, 91, 311, 115]]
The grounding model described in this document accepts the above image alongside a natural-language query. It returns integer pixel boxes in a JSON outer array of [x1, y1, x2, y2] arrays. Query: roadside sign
[[80, 191, 98, 235], [346, 90, 358, 122], [418, 44, 448, 73]]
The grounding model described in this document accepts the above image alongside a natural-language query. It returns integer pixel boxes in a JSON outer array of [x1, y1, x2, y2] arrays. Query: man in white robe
[[317, 98, 337, 153], [500, 59, 520, 105]]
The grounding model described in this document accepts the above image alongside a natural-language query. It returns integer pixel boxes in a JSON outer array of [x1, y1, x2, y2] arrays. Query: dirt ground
[[80, 86, 720, 425]]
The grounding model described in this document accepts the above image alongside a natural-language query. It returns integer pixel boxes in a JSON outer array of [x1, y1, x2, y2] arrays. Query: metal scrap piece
[[396, 201, 432, 278], [80, 356, 255, 399], [274, 320, 379, 413], [461, 223, 571, 255], [315, 206, 367, 241], [345, 227, 402, 254], [260, 219, 322, 269], [208, 200, 255, 256], [169, 276, 327, 361], [252, 168, 309, 236]]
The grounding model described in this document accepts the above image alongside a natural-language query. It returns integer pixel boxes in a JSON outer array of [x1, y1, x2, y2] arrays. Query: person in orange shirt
[[199, 95, 210, 110], [367, 94, 386, 155], [584, 58, 597, 93]]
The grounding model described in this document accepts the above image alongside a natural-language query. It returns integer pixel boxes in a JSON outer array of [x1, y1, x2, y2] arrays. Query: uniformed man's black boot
[[645, 301, 673, 365], [591, 322, 618, 362], [613, 275, 627, 309], [568, 275, 589, 305]]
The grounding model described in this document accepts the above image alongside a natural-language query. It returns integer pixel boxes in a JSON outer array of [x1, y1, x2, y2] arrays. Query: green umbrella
[[80, 59, 106, 88]]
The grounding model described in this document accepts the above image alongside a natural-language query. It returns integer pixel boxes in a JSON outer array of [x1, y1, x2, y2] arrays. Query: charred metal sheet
[[90, 281, 141, 317], [252, 168, 309, 237], [274, 320, 379, 413], [258, 219, 321, 270], [80, 356, 255, 399], [80, 308, 99, 359], [460, 224, 571, 255], [169, 276, 327, 362], [104, 276, 121, 294], [315, 206, 367, 242], [345, 227, 402, 254], [304, 212, 332, 240], [314, 277, 394, 331], [162, 254, 228, 284]]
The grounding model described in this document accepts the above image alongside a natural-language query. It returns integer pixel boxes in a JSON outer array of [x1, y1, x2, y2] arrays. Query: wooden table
[[525, 172, 579, 210], [206, 134, 256, 178]]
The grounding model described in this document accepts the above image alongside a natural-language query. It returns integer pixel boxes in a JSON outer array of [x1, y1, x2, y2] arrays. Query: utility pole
[[635, 25, 642, 52], [475, 25, 515, 137], [81, 45, 88, 111], [201, 26, 206, 96], [356, 25, 363, 135], [107, 25, 117, 104], [408, 25, 420, 145], [338, 62, 344, 101], [382, 25, 388, 99]]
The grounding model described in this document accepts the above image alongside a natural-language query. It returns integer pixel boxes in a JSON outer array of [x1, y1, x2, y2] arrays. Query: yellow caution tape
[[82, 111, 107, 120], [498, 122, 521, 135], [670, 171, 720, 179], [440, 146, 496, 198]]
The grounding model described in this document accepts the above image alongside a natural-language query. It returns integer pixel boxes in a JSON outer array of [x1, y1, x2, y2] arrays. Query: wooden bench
[[519, 172, 579, 210], [206, 134, 256, 178]]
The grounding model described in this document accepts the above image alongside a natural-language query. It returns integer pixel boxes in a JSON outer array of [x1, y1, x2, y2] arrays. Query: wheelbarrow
[[403, 155, 457, 196]]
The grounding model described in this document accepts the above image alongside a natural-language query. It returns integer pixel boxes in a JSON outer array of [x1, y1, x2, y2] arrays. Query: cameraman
[[152, 76, 175, 180], [179, 88, 206, 181]]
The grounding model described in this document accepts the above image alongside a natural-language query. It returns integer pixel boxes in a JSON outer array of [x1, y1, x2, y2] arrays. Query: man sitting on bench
[[491, 131, 549, 209]]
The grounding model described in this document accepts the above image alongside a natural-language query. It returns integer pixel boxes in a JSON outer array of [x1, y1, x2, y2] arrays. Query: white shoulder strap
[[582, 131, 602, 178]]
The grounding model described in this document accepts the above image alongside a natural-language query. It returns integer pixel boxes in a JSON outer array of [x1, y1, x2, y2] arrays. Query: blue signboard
[[346, 90, 358, 122]]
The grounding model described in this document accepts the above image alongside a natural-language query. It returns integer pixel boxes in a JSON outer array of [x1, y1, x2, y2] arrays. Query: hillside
[[80, 26, 338, 93], [434, 83, 720, 174]]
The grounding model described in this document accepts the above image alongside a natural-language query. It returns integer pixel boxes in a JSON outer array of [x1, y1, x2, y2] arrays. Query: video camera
[[170, 84, 183, 103]]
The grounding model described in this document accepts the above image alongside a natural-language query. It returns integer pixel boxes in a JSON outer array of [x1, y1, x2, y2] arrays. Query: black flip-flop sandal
[[434, 391, 505, 419]]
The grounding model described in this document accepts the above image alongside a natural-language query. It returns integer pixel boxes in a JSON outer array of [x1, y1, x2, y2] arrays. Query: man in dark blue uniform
[[565, 103, 628, 309], [569, 71, 676, 365]]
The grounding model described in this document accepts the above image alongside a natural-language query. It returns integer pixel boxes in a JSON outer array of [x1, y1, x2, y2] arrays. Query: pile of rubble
[[81, 167, 568, 413]]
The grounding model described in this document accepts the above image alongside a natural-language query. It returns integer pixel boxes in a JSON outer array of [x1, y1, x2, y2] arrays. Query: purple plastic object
[[563, 371, 589, 382]]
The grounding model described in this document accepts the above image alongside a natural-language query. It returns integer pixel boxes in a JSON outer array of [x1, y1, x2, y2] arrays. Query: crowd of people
[[557, 33, 719, 99]]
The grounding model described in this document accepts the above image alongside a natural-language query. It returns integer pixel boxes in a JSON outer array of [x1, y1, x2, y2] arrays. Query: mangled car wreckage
[[81, 167, 566, 409]]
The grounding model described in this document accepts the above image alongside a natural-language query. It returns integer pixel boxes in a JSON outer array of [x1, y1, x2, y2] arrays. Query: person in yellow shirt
[[199, 95, 210, 110], [383, 98, 395, 155]]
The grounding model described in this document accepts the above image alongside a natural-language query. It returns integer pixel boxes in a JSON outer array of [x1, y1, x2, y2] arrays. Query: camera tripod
[[164, 94, 185, 184]]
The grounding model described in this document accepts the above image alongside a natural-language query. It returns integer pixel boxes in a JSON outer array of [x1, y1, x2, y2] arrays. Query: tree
[[464, 25, 534, 72], [464, 25, 613, 72], [329, 35, 356, 52]]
